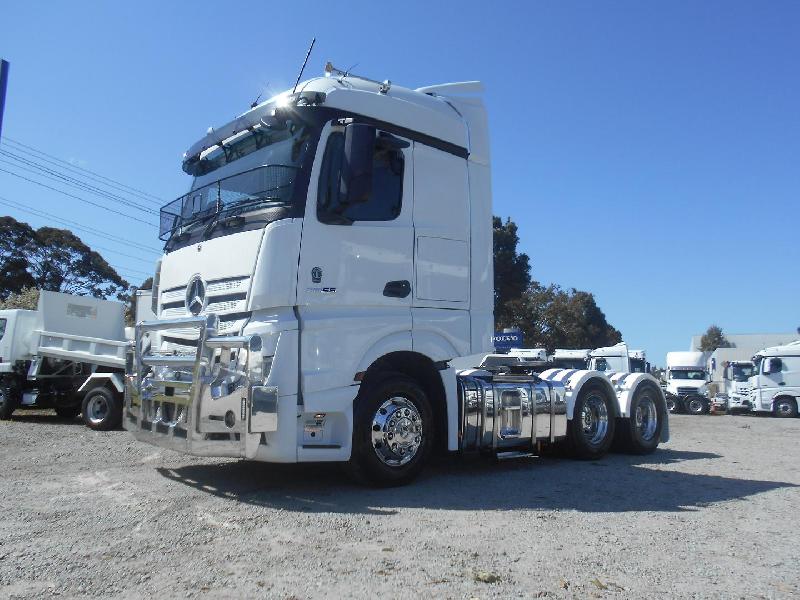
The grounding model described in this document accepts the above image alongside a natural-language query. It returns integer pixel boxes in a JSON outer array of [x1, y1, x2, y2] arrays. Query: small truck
[[0, 291, 128, 430]]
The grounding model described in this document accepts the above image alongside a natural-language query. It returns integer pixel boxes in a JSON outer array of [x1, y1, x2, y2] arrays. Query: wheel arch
[[77, 373, 124, 395]]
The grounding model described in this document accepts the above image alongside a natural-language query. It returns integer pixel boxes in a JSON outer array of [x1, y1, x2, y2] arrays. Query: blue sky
[[1, 0, 798, 365]]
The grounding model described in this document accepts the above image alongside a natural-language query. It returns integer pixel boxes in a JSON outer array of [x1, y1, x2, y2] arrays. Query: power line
[[1, 137, 166, 205], [0, 150, 158, 215], [0, 167, 158, 227], [0, 195, 162, 254]]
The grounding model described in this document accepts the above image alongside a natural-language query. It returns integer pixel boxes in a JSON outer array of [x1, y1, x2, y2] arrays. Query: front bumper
[[124, 314, 277, 459]]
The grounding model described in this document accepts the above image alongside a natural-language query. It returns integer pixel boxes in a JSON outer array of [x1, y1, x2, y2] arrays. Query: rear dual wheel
[[82, 387, 122, 431], [568, 385, 616, 459], [617, 382, 665, 454]]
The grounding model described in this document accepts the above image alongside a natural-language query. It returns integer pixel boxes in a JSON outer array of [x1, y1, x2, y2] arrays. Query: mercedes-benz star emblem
[[185, 275, 206, 316]]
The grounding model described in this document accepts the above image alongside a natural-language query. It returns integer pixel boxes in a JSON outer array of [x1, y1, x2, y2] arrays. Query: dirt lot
[[0, 412, 798, 599]]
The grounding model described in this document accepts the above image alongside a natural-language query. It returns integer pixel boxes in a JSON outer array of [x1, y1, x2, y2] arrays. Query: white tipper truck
[[0, 290, 128, 429], [125, 63, 669, 485], [665, 351, 710, 415], [749, 341, 800, 417]]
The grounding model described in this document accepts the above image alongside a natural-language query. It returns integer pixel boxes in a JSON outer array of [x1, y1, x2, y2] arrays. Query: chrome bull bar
[[458, 375, 567, 455], [124, 314, 277, 459]]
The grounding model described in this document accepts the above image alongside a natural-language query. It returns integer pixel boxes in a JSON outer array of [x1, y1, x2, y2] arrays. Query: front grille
[[677, 387, 701, 396], [158, 275, 251, 345]]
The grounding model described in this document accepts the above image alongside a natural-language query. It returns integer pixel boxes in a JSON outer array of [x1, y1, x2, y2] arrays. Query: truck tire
[[81, 387, 122, 431], [348, 373, 433, 487], [54, 405, 81, 420], [568, 384, 616, 459], [617, 382, 665, 454], [0, 384, 18, 420], [665, 393, 680, 414], [773, 397, 798, 418], [686, 396, 708, 415]]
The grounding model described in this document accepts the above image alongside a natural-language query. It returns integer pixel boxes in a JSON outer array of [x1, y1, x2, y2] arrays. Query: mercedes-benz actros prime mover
[[125, 63, 669, 485]]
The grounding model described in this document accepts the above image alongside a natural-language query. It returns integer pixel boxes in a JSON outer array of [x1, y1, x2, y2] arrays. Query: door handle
[[778, 381, 785, 386], [383, 280, 411, 298]]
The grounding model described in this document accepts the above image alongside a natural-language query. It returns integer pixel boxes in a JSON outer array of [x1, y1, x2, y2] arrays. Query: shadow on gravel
[[156, 447, 796, 515], [9, 413, 83, 426]]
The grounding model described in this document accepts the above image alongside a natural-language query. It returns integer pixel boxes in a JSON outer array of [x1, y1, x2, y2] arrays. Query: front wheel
[[568, 384, 616, 459], [773, 397, 798, 418], [665, 394, 680, 414], [618, 383, 665, 454], [82, 387, 122, 431], [686, 396, 708, 415], [348, 373, 433, 487]]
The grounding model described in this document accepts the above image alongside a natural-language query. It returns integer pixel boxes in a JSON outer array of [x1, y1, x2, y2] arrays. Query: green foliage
[[0, 216, 129, 300], [0, 287, 40, 310], [700, 325, 733, 352], [493, 215, 621, 351], [493, 216, 531, 327]]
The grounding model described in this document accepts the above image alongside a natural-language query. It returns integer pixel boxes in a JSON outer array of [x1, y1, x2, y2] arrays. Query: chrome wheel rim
[[635, 395, 658, 441], [581, 394, 609, 446], [688, 398, 704, 413], [371, 397, 423, 467], [86, 394, 109, 425]]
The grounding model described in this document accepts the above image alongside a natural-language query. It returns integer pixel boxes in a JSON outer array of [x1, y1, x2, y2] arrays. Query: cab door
[[297, 123, 414, 395]]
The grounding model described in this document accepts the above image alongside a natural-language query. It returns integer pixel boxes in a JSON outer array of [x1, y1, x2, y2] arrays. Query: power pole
[[0, 59, 9, 140]]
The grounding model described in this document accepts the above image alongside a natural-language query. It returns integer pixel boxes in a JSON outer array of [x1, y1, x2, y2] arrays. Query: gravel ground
[[0, 411, 798, 599]]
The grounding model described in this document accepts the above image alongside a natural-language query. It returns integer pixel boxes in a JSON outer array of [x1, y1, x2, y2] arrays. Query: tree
[[0, 287, 40, 310], [492, 215, 621, 351], [493, 216, 530, 327], [0, 217, 37, 298], [700, 325, 733, 352], [0, 216, 129, 300]]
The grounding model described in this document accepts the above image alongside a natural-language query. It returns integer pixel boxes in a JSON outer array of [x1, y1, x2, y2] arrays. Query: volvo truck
[[125, 63, 669, 485], [0, 291, 128, 429], [749, 341, 800, 417], [665, 351, 709, 415]]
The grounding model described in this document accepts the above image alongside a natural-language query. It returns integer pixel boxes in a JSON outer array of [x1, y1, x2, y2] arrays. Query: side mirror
[[339, 123, 375, 207]]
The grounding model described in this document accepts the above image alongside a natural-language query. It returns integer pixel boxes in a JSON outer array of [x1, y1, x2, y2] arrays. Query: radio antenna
[[292, 37, 316, 94]]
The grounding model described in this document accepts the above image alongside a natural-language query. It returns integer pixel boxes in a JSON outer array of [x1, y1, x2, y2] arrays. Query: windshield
[[670, 369, 705, 380], [731, 364, 755, 382], [160, 113, 317, 244]]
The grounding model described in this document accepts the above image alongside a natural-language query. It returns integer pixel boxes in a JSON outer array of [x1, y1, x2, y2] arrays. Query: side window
[[0, 318, 5, 341], [317, 130, 405, 224]]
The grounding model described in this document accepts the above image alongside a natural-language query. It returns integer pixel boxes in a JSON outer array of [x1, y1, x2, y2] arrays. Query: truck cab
[[588, 343, 649, 375], [551, 348, 590, 370], [722, 360, 755, 412], [750, 341, 800, 417], [664, 350, 709, 415]]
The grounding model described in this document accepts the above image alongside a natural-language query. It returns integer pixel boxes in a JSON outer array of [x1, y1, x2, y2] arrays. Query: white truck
[[665, 351, 709, 415], [551, 348, 591, 370], [749, 341, 800, 417], [722, 360, 755, 412], [588, 343, 649, 374], [124, 63, 668, 485], [0, 291, 128, 429]]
